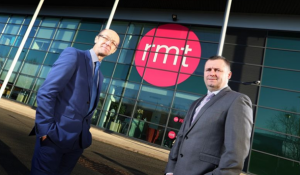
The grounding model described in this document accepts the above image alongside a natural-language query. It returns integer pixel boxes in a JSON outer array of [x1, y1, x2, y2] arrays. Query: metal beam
[[105, 0, 119, 29]]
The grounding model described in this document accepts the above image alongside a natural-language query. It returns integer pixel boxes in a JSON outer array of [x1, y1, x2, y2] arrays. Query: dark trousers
[[31, 137, 83, 175]]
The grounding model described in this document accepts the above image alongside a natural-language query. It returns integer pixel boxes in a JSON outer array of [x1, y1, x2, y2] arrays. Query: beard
[[97, 52, 108, 57]]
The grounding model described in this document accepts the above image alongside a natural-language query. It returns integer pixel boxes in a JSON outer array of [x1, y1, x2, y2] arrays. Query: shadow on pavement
[[92, 151, 146, 175], [0, 139, 30, 175]]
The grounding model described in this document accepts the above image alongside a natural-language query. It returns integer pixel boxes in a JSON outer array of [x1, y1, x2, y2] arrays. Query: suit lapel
[[188, 87, 232, 131], [85, 50, 93, 98]]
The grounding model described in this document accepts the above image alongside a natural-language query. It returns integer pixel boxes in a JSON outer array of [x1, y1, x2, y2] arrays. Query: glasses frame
[[98, 34, 118, 48]]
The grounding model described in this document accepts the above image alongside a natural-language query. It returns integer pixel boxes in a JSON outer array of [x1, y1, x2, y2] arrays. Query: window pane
[[25, 50, 46, 64], [44, 53, 59, 65], [128, 66, 143, 83], [264, 49, 300, 70], [27, 92, 37, 107], [39, 65, 51, 78], [54, 29, 75, 41], [252, 129, 300, 161], [123, 35, 140, 49], [14, 36, 33, 48], [101, 78, 111, 93], [135, 101, 169, 125], [256, 107, 300, 137], [262, 68, 300, 91], [177, 74, 206, 95], [3, 24, 21, 35], [40, 18, 59, 28], [173, 92, 199, 111], [267, 31, 300, 51], [8, 48, 27, 60], [79, 19, 102, 31], [200, 42, 218, 59], [118, 49, 135, 64], [0, 14, 9, 23], [113, 64, 130, 80], [163, 128, 179, 148], [138, 85, 174, 107], [259, 87, 300, 114], [49, 41, 71, 53], [168, 109, 186, 130], [108, 80, 125, 96], [59, 19, 79, 29], [190, 26, 221, 42], [11, 87, 30, 103], [0, 23, 5, 32], [249, 151, 300, 175], [109, 21, 128, 34], [104, 49, 120, 62], [15, 75, 35, 89], [100, 61, 115, 78], [21, 62, 41, 76], [0, 34, 16, 45], [0, 45, 11, 58], [74, 30, 98, 44], [72, 43, 92, 50], [24, 17, 42, 26], [34, 78, 44, 91], [31, 38, 51, 51], [36, 27, 55, 39], [0, 71, 16, 83], [123, 82, 140, 99], [4, 59, 21, 72], [8, 16, 24, 24]]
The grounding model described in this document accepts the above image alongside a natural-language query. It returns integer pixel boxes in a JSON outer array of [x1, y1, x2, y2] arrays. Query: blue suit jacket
[[30, 47, 103, 149]]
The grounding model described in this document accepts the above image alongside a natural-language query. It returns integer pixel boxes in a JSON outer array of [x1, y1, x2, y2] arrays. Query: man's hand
[[41, 135, 47, 141]]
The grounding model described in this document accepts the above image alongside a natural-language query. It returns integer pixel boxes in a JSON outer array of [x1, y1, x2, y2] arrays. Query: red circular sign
[[168, 131, 176, 139], [134, 24, 201, 87], [173, 116, 179, 122]]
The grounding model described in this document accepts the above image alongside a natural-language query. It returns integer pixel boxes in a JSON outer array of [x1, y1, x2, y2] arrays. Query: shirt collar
[[208, 85, 228, 96], [89, 49, 100, 63]]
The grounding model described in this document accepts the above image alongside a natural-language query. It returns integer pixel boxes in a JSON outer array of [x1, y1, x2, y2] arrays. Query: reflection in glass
[[59, 19, 80, 29], [74, 30, 98, 44], [34, 78, 44, 91], [256, 107, 300, 137], [0, 23, 5, 33], [252, 129, 300, 161], [4, 59, 21, 72], [14, 36, 33, 48], [28, 92, 37, 107], [123, 35, 140, 49], [259, 87, 300, 114], [25, 50, 46, 64], [36, 27, 55, 39], [118, 49, 135, 64], [15, 75, 35, 89], [31, 38, 51, 51], [0, 45, 11, 58], [101, 78, 110, 94], [44, 53, 59, 65], [163, 128, 179, 148], [21, 62, 41, 76], [249, 151, 300, 175], [8, 48, 26, 60], [39, 65, 51, 78], [0, 35, 16, 45], [134, 101, 169, 126], [113, 64, 130, 80], [139, 85, 174, 107], [173, 92, 198, 111], [40, 18, 59, 28], [3, 24, 21, 35], [54, 29, 75, 42], [11, 87, 30, 103], [49, 41, 70, 53], [1, 84, 12, 97], [168, 109, 186, 130], [0, 71, 16, 83]]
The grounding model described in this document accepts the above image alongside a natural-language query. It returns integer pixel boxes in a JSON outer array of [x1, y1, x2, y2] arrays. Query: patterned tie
[[191, 92, 215, 124], [89, 61, 100, 112]]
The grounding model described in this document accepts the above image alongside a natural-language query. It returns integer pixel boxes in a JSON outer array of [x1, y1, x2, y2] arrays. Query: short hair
[[207, 55, 231, 71]]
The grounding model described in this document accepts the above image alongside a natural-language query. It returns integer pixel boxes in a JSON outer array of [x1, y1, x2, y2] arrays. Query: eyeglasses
[[98, 34, 118, 48]]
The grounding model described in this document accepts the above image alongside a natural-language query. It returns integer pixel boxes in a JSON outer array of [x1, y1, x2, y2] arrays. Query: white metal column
[[0, 0, 45, 100], [217, 0, 232, 56], [105, 0, 120, 29]]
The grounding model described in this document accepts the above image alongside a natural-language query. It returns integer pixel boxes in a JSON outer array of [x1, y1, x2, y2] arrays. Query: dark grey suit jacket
[[165, 87, 253, 175]]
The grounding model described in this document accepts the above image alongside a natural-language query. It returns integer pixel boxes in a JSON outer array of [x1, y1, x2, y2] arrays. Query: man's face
[[204, 59, 232, 92], [93, 29, 120, 61]]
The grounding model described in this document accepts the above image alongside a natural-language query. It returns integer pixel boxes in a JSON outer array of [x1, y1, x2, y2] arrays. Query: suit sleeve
[[165, 100, 197, 174], [206, 94, 253, 175], [34, 47, 78, 137]]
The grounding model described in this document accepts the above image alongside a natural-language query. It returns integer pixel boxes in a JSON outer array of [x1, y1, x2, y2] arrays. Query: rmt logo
[[134, 24, 201, 87]]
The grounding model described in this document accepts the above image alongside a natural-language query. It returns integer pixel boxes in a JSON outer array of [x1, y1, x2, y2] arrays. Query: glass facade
[[0, 13, 299, 174]]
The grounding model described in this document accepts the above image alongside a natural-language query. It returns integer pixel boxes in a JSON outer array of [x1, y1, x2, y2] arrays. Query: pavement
[[0, 98, 170, 163]]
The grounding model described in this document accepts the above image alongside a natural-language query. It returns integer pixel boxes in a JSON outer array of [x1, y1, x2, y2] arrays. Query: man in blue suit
[[29, 29, 120, 174]]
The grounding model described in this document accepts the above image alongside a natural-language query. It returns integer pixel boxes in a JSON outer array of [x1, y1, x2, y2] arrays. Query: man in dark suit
[[30, 29, 120, 174], [165, 56, 253, 175]]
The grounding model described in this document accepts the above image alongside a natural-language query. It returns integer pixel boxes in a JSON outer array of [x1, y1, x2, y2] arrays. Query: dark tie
[[89, 61, 100, 112], [191, 92, 215, 124]]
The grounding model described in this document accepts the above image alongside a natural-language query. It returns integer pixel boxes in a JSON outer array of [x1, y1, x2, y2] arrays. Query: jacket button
[[180, 154, 183, 157], [87, 101, 90, 104]]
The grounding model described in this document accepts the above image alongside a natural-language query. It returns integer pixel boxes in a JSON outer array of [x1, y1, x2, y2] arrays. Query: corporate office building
[[0, 0, 299, 174]]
